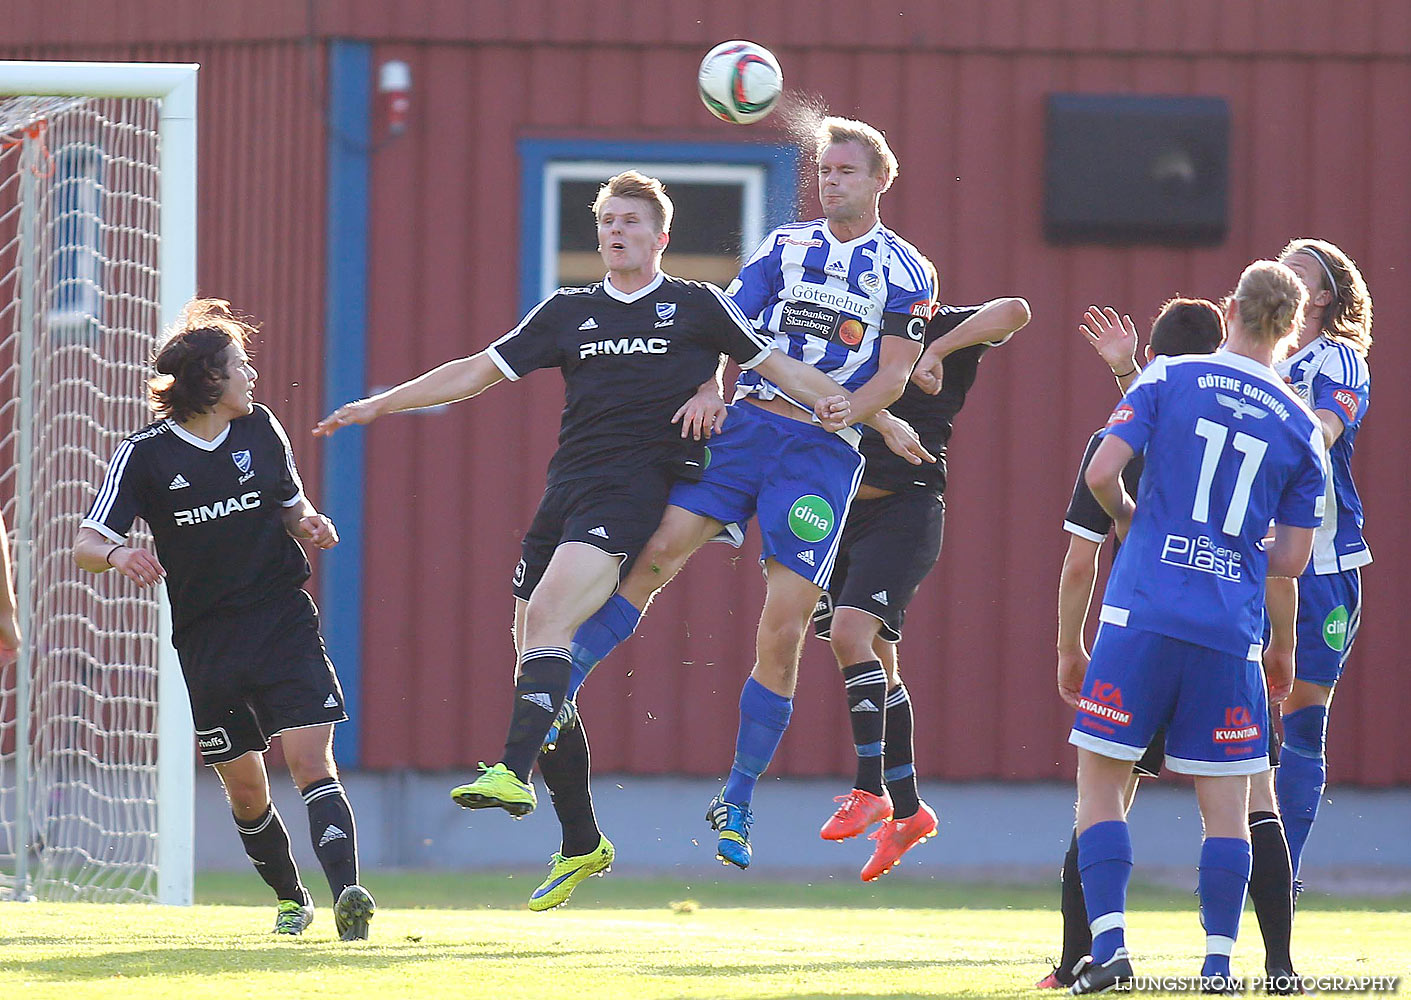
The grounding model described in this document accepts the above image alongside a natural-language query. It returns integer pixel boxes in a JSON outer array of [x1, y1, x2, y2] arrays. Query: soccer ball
[[697, 41, 783, 125]]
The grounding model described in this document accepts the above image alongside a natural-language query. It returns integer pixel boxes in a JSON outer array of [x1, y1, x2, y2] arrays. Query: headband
[[1298, 245, 1340, 304]]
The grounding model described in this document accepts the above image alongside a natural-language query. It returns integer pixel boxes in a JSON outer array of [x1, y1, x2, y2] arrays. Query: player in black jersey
[[73, 299, 374, 940], [316, 170, 854, 909], [811, 292, 1031, 880], [1040, 298, 1299, 991]]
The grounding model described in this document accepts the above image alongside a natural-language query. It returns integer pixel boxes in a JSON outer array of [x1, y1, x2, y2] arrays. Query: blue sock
[[1276, 704, 1328, 879], [1198, 837, 1252, 980], [722, 677, 793, 807], [1077, 820, 1132, 964], [566, 594, 641, 698]]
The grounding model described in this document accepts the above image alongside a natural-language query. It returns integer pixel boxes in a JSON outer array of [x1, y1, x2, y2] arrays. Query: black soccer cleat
[[1070, 949, 1133, 994]]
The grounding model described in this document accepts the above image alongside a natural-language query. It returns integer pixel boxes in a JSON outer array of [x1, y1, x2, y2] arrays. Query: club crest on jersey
[[858, 270, 882, 293], [656, 301, 676, 321], [1216, 394, 1268, 421]]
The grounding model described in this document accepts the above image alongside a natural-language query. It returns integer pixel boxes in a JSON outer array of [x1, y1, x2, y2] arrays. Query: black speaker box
[[1044, 93, 1229, 245]]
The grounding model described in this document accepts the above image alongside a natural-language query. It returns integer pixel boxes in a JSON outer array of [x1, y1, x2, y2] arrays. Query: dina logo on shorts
[[1323, 605, 1349, 651], [788, 495, 834, 543]]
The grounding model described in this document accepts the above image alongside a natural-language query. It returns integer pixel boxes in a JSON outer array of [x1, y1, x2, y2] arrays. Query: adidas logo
[[578, 317, 599, 331], [871, 591, 889, 606], [323, 694, 339, 709], [588, 526, 609, 539], [168, 474, 190, 490], [318, 824, 347, 847], [521, 692, 554, 712], [825, 260, 848, 276], [851, 698, 880, 713], [798, 550, 815, 567]]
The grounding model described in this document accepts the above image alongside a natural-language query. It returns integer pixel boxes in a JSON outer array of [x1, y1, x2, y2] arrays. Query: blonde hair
[[592, 170, 673, 234], [815, 116, 899, 192], [1279, 238, 1373, 356], [1231, 261, 1307, 348]]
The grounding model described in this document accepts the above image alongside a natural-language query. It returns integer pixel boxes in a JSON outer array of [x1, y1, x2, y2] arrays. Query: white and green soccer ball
[[697, 40, 783, 125]]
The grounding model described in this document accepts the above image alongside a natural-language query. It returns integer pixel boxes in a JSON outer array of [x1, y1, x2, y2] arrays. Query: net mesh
[[0, 96, 164, 901]]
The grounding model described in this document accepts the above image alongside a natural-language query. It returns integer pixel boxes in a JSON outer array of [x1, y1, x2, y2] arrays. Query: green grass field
[[2, 873, 1406, 999]]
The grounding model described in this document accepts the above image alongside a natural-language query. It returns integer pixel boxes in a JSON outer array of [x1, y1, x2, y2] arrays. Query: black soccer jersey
[[81, 403, 312, 639], [486, 272, 773, 486], [1062, 428, 1145, 543], [858, 304, 998, 495]]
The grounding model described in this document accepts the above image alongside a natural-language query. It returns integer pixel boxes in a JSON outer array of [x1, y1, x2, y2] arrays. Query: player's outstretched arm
[[314, 352, 505, 437], [845, 334, 923, 425], [1080, 306, 1141, 393], [1084, 435, 1137, 539], [751, 351, 853, 429], [911, 297, 1032, 395], [73, 525, 166, 588], [1056, 534, 1101, 708], [867, 410, 935, 465]]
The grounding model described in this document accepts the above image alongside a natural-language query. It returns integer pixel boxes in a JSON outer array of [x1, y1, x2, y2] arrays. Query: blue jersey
[[1098, 351, 1327, 658], [727, 219, 932, 432], [1276, 335, 1371, 574]]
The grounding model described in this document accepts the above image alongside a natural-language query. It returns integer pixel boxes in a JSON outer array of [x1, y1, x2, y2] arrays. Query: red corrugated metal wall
[[0, 37, 329, 568], [350, 8, 1411, 787], [6, 1, 1409, 786]]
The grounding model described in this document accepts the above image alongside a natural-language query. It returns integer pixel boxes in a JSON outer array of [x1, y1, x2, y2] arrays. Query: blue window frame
[[518, 139, 798, 314]]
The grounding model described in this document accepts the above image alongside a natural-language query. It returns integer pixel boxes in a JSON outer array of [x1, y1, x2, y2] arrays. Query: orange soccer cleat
[[819, 787, 893, 841], [860, 800, 938, 881]]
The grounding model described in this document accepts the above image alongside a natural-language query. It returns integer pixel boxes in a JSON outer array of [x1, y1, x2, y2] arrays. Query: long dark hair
[[148, 299, 255, 422]]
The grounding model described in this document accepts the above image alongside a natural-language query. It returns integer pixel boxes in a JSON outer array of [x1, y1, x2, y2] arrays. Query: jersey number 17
[[1191, 417, 1268, 536]]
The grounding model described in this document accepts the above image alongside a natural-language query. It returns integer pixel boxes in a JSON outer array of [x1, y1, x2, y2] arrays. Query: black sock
[[882, 683, 919, 818], [843, 661, 887, 795], [234, 804, 304, 902], [502, 647, 573, 780], [536, 715, 602, 858], [1249, 810, 1295, 974], [1059, 826, 1091, 981], [302, 777, 359, 900]]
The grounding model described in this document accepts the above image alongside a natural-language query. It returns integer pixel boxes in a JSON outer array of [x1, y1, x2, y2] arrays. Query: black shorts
[[174, 589, 346, 766], [812, 490, 944, 643], [1132, 705, 1280, 778], [513, 469, 675, 600]]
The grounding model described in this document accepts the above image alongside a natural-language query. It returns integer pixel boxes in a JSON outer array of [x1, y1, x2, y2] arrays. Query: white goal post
[[0, 61, 197, 905]]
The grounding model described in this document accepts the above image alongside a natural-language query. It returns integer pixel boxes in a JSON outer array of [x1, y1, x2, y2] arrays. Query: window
[[519, 139, 798, 313]]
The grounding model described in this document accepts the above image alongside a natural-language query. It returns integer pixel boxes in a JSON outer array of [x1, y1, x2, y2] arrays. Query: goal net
[[0, 63, 196, 904]]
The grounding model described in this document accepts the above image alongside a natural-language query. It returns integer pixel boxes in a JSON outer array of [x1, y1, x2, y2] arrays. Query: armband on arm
[[880, 310, 927, 342]]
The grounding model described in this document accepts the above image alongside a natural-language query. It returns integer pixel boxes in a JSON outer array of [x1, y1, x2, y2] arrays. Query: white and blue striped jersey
[[1099, 351, 1327, 658], [1276, 335, 1371, 574], [728, 219, 933, 417]]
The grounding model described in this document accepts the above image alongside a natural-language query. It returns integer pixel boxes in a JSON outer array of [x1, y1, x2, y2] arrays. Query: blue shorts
[[667, 400, 864, 589], [1069, 623, 1271, 776], [1294, 567, 1361, 687]]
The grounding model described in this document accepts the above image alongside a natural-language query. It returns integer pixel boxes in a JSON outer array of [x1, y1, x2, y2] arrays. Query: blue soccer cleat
[[706, 789, 753, 869], [541, 698, 579, 752]]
